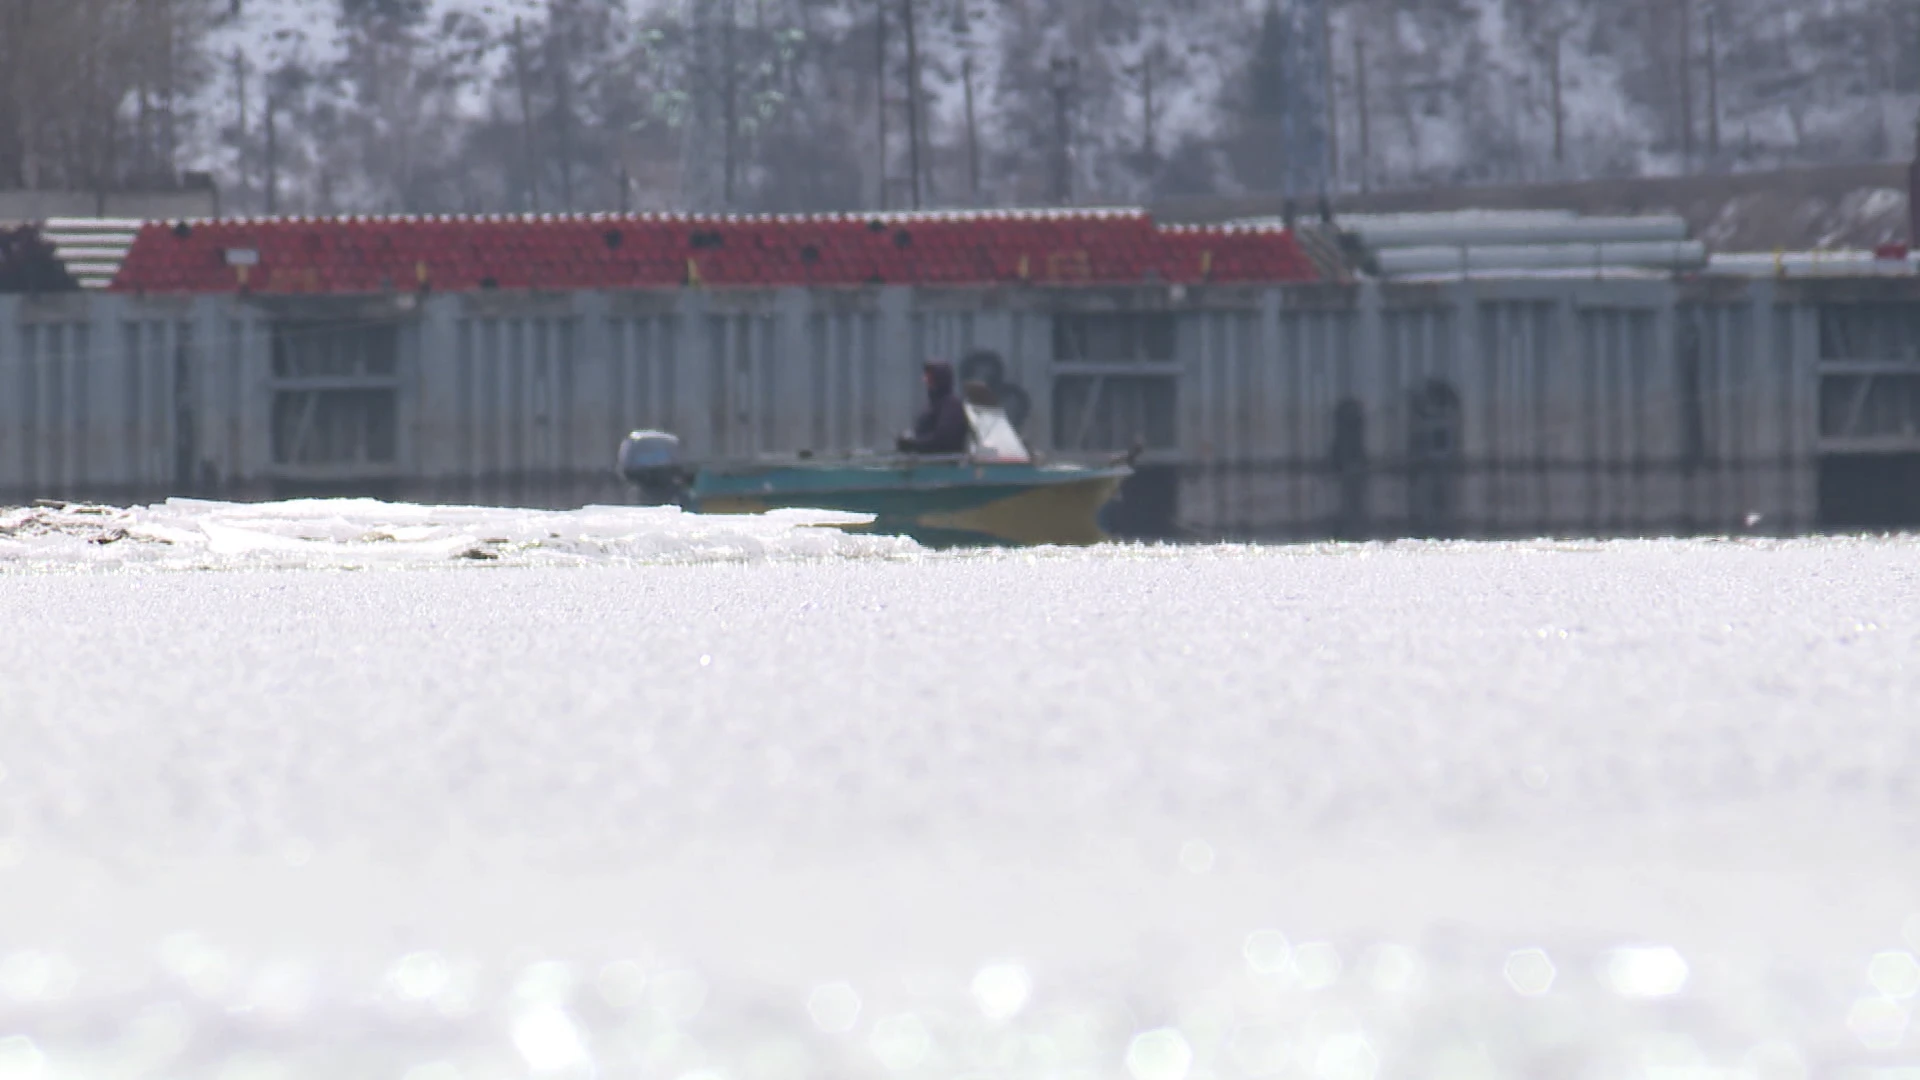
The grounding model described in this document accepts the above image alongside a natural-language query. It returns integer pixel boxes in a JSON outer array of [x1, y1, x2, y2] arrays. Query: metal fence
[[2, 274, 1913, 539]]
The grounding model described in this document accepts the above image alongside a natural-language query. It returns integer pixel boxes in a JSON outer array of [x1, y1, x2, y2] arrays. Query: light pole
[[1049, 56, 1079, 206]]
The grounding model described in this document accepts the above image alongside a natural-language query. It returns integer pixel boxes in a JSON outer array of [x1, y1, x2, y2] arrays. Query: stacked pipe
[[1352, 210, 1704, 278], [1232, 209, 1707, 279]]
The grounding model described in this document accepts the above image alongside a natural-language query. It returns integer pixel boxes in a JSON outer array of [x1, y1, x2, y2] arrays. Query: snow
[[1, 523, 1919, 1079], [210, 0, 542, 75]]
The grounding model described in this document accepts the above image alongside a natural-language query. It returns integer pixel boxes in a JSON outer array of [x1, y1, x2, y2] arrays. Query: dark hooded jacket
[[897, 360, 970, 455]]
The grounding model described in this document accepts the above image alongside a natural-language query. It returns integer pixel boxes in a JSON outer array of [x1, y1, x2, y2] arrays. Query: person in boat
[[895, 359, 970, 455]]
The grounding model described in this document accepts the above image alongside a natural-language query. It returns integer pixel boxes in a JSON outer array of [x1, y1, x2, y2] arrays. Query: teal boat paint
[[690, 457, 1131, 548], [618, 401, 1133, 548]]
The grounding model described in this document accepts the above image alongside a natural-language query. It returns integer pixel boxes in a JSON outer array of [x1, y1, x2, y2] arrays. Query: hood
[[924, 360, 955, 399]]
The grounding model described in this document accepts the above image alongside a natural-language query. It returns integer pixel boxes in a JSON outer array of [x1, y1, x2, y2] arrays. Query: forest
[[0, 0, 1916, 216]]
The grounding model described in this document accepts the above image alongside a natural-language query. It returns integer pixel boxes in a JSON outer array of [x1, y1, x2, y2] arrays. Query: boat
[[617, 396, 1132, 548]]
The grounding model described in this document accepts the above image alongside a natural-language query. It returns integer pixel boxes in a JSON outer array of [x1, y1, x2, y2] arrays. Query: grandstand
[[102, 210, 1327, 295]]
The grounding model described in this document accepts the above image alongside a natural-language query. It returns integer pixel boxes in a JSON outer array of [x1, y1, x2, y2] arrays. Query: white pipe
[[1707, 251, 1920, 278], [1386, 267, 1677, 283], [1337, 210, 1580, 226], [1354, 215, 1690, 249], [1376, 241, 1707, 276], [1227, 209, 1579, 234]]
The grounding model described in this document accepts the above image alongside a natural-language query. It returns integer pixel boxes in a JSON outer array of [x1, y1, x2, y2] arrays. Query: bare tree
[[11, 0, 1914, 215], [0, 0, 210, 193]]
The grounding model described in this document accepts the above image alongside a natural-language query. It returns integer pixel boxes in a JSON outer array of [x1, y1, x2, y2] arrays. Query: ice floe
[[0, 498, 920, 570]]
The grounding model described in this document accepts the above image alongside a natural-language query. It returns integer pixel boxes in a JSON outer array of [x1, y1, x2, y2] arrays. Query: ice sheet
[[0, 499, 918, 571], [0, 536, 1918, 1080]]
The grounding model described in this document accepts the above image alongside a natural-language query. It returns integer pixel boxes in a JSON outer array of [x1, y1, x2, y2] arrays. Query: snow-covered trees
[[0, 0, 214, 193], [9, 0, 1920, 215]]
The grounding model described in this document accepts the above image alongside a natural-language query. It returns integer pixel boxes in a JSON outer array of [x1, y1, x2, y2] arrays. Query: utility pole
[[902, 0, 922, 208], [233, 49, 249, 209], [722, 0, 738, 207], [160, 0, 179, 178], [1049, 56, 1078, 205], [1705, 4, 1721, 160], [680, 0, 727, 211], [1678, 0, 1694, 170], [137, 77, 153, 185], [1354, 35, 1370, 193], [1141, 47, 1158, 163], [1549, 31, 1565, 169], [875, 0, 889, 209], [264, 84, 278, 215], [513, 17, 540, 212], [1323, 8, 1339, 191], [15, 0, 41, 188], [550, 0, 575, 211], [963, 55, 980, 202], [1293, 0, 1332, 197]]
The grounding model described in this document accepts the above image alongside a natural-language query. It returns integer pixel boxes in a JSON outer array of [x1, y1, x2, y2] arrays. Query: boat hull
[[691, 460, 1130, 547]]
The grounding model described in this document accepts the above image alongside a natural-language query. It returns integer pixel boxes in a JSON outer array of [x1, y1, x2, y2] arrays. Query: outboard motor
[[618, 430, 692, 506]]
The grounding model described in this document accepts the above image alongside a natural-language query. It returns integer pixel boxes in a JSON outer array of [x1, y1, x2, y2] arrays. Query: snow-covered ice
[[0, 499, 916, 571], [0, 509, 1918, 1080]]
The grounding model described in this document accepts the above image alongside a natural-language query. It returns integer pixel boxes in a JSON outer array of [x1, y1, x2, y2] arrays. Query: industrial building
[[1, 205, 1918, 540]]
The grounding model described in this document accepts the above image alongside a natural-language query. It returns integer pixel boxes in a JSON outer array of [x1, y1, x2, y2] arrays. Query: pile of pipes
[[1230, 209, 1708, 280], [1233, 207, 1920, 280], [1345, 210, 1705, 280]]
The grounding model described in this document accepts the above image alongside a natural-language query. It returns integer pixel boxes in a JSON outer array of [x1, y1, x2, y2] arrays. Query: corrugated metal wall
[[0, 278, 1880, 538], [1170, 281, 1818, 538], [441, 314, 579, 480], [0, 294, 267, 501]]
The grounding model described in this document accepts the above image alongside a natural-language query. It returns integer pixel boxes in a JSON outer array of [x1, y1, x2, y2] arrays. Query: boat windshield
[[964, 404, 1031, 463]]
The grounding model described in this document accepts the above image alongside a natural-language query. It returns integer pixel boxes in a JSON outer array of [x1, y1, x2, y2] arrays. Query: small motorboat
[[617, 399, 1132, 548]]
